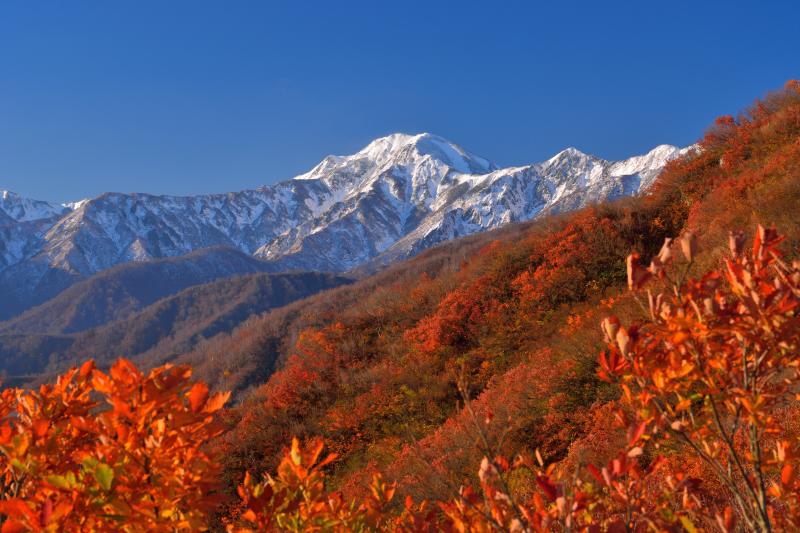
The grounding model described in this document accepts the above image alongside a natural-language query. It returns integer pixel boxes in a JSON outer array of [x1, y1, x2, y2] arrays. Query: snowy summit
[[0, 133, 690, 308]]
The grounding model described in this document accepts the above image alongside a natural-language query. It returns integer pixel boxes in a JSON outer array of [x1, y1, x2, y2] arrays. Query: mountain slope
[[0, 135, 685, 318], [215, 82, 800, 505], [0, 247, 278, 332], [0, 270, 349, 379]]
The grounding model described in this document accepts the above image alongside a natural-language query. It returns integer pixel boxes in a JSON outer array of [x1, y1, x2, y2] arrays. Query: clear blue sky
[[1, 1, 799, 202]]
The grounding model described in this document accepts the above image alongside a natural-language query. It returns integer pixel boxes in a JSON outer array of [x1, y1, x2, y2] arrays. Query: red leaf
[[628, 421, 647, 446], [535, 475, 558, 501], [586, 464, 604, 484]]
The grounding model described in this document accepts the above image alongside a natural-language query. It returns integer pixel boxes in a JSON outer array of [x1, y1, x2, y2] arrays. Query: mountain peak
[[548, 146, 592, 161], [357, 132, 496, 174], [356, 132, 425, 161], [294, 132, 496, 182]]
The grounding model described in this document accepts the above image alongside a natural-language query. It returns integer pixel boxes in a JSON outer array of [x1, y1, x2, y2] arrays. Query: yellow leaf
[[680, 516, 699, 533]]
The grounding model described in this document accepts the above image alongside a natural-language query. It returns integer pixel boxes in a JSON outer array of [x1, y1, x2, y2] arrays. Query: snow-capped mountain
[[0, 133, 690, 318]]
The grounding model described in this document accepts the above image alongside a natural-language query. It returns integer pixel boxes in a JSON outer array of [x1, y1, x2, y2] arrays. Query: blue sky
[[1, 1, 799, 202]]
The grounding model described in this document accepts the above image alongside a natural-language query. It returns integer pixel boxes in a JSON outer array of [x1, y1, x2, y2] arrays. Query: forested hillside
[[0, 81, 798, 531], [0, 270, 349, 382], [212, 80, 800, 521], [0, 247, 277, 334]]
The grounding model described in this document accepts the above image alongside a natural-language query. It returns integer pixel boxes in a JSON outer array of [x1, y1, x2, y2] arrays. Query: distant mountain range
[[0, 268, 349, 381], [0, 247, 281, 335], [0, 133, 689, 319]]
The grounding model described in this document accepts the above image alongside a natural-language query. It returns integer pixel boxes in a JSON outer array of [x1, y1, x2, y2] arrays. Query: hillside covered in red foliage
[[212, 81, 800, 524], [0, 81, 798, 531]]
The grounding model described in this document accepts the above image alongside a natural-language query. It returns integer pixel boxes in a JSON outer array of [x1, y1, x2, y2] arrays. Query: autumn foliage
[[0, 359, 229, 531], [3, 233, 793, 530], [0, 81, 798, 531], [220, 224, 800, 532]]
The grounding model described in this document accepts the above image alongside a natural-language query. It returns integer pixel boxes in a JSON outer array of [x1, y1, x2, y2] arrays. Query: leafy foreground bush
[[0, 224, 798, 531], [0, 360, 230, 531]]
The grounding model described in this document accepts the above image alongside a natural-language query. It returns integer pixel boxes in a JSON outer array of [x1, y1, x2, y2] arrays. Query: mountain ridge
[[0, 246, 281, 334], [0, 133, 688, 319], [0, 269, 350, 380]]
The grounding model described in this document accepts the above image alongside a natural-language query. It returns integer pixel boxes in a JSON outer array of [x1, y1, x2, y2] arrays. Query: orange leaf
[[203, 391, 230, 413], [110, 358, 141, 384], [187, 382, 209, 414], [32, 419, 49, 439], [1, 520, 26, 533], [79, 359, 95, 378], [0, 499, 36, 522], [782, 464, 795, 487]]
